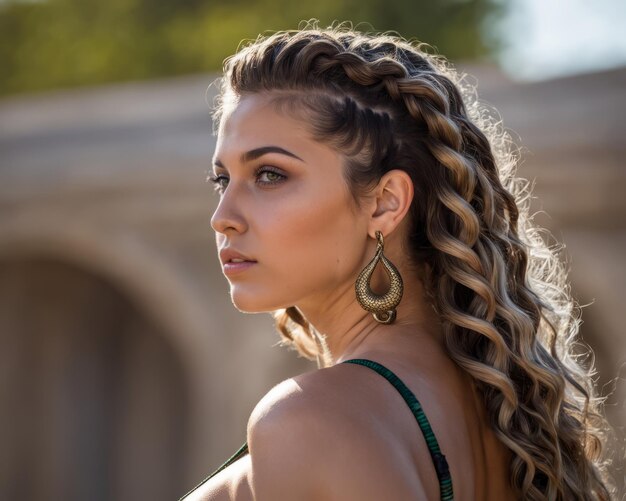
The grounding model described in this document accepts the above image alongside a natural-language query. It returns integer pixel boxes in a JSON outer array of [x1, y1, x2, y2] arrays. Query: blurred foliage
[[0, 0, 504, 97]]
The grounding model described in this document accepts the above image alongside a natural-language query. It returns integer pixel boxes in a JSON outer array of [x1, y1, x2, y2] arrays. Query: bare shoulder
[[246, 365, 431, 500]]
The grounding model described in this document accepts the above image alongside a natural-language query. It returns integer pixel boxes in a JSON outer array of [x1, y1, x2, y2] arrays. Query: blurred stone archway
[[0, 256, 188, 500]]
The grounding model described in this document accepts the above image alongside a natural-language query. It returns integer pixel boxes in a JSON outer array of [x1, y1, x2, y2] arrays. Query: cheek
[[267, 186, 362, 286], [223, 180, 366, 313]]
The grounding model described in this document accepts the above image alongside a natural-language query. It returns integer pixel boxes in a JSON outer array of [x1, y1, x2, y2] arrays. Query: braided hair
[[209, 19, 615, 500]]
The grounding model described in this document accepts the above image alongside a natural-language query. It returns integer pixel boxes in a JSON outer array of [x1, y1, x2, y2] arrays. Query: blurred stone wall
[[0, 66, 623, 499]]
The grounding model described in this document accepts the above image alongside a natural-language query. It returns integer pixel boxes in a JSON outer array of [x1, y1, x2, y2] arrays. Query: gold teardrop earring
[[355, 230, 404, 324]]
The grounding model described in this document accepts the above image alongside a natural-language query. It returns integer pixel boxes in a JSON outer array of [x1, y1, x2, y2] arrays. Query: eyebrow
[[212, 146, 305, 169]]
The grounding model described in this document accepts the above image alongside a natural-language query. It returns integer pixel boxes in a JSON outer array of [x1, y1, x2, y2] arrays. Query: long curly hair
[[209, 19, 615, 500]]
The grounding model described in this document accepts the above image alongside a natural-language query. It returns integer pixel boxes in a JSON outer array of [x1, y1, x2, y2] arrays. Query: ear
[[368, 169, 414, 237]]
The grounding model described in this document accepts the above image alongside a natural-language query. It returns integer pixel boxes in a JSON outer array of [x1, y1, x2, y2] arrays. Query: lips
[[219, 247, 257, 265]]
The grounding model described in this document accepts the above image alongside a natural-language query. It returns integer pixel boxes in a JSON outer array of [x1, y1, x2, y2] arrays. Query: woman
[[179, 20, 614, 500]]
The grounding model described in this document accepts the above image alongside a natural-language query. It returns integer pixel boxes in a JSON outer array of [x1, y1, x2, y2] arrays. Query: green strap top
[[178, 358, 454, 501], [178, 441, 250, 500], [342, 358, 454, 501]]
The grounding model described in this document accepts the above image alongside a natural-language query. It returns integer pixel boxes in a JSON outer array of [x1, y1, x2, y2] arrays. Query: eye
[[207, 174, 228, 193], [255, 166, 287, 184]]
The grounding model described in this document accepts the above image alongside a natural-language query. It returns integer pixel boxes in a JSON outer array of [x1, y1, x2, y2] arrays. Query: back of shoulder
[[248, 367, 346, 430], [246, 369, 341, 473], [245, 370, 345, 500], [246, 367, 430, 500], [247, 364, 377, 437]]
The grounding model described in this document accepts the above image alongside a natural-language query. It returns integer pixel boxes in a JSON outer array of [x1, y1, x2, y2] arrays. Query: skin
[[192, 91, 516, 500]]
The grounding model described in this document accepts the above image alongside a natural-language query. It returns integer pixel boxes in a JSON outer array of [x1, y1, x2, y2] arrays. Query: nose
[[210, 191, 247, 235]]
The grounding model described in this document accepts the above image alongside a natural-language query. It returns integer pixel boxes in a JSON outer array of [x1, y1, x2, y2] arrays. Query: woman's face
[[210, 92, 372, 315]]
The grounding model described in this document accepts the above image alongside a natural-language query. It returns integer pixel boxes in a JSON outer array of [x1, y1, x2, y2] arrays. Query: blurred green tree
[[0, 0, 504, 96]]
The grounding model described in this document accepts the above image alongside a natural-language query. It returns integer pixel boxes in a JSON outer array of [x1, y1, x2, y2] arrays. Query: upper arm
[[182, 454, 253, 501], [246, 378, 430, 501]]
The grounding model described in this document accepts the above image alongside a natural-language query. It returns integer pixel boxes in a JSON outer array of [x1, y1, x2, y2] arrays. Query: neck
[[295, 262, 446, 367]]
